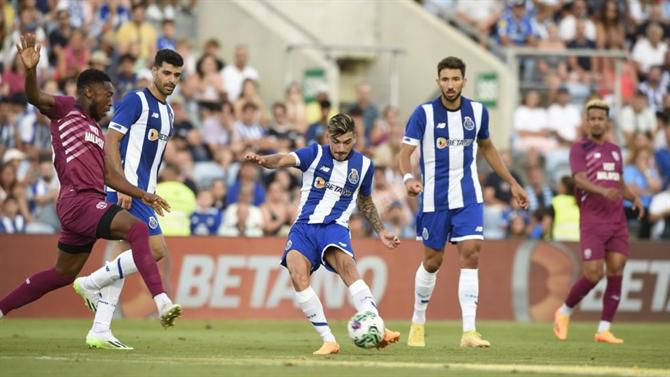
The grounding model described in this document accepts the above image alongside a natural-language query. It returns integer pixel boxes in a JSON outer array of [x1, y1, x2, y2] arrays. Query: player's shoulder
[[570, 138, 595, 152]]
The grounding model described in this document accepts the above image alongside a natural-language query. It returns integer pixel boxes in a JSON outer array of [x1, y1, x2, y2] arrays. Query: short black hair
[[119, 53, 137, 64], [76, 69, 111, 93], [437, 56, 466, 77], [154, 49, 184, 68]]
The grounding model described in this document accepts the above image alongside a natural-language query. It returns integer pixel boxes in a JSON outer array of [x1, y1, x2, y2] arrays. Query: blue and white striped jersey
[[108, 88, 173, 194], [290, 143, 373, 228], [403, 96, 490, 212]]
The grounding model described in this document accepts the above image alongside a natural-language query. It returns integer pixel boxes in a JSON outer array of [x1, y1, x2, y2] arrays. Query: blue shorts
[[281, 222, 355, 274], [106, 191, 162, 236], [416, 203, 484, 251]]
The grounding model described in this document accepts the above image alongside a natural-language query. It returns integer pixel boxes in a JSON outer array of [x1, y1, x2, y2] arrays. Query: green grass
[[0, 320, 669, 377]]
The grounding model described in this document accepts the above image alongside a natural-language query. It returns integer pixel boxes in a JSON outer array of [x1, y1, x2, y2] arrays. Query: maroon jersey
[[569, 138, 626, 226], [46, 96, 106, 196]]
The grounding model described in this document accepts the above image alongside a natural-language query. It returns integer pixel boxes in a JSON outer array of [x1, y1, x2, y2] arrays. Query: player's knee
[[584, 268, 604, 282], [54, 264, 81, 279], [151, 244, 168, 261], [289, 270, 310, 290], [460, 249, 480, 268], [423, 258, 441, 273], [126, 221, 149, 241]]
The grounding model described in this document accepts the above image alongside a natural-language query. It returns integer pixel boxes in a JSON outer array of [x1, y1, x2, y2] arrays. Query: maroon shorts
[[57, 190, 123, 253], [579, 222, 630, 261]]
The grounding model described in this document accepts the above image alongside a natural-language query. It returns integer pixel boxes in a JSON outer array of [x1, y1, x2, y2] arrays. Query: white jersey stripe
[[471, 102, 484, 203], [65, 147, 89, 163], [57, 117, 79, 131], [60, 121, 85, 139], [295, 145, 323, 221], [447, 111, 464, 209], [309, 159, 348, 223], [336, 157, 371, 227], [421, 104, 436, 212], [147, 103, 171, 193], [123, 91, 149, 188], [65, 140, 85, 155]]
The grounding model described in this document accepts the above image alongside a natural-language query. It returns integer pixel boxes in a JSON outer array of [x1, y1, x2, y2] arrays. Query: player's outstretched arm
[[478, 138, 529, 209], [18, 33, 54, 115], [244, 152, 297, 170], [356, 194, 400, 249]]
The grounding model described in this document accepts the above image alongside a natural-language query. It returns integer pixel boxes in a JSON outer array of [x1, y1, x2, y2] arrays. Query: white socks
[[412, 263, 437, 324], [153, 292, 172, 312], [348, 280, 379, 315], [559, 303, 573, 316], [83, 250, 138, 290], [91, 278, 125, 334], [296, 287, 335, 342], [597, 320, 611, 333], [459, 268, 479, 333]]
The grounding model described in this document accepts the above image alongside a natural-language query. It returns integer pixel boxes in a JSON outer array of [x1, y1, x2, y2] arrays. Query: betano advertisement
[[0, 236, 668, 321]]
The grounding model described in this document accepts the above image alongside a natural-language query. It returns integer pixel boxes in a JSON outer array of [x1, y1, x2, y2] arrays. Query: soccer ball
[[347, 311, 385, 349]]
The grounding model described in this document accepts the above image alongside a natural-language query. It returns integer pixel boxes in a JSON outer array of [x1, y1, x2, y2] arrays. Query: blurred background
[[0, 0, 669, 243]]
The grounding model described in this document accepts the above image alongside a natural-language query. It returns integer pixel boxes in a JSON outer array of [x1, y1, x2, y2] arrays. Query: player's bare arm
[[244, 152, 296, 169], [356, 194, 400, 249], [620, 179, 645, 220], [477, 138, 529, 209], [398, 143, 423, 196], [18, 33, 55, 114], [104, 138, 170, 216], [573, 171, 620, 201], [105, 129, 133, 210]]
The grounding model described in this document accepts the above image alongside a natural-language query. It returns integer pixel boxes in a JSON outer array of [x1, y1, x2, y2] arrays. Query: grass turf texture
[[1, 320, 668, 377]]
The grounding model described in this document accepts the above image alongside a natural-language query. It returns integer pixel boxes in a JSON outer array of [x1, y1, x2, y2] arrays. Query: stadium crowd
[[0, 0, 669, 241]]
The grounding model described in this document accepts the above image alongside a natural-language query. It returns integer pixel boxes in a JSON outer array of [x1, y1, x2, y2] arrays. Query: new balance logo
[[152, 112, 160, 118], [319, 166, 331, 173], [611, 295, 620, 301], [437, 122, 446, 128], [338, 242, 348, 247], [475, 226, 483, 232]]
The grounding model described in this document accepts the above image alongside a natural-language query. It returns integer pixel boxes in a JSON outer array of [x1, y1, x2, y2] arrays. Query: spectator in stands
[[0, 161, 30, 222], [157, 18, 177, 51], [483, 150, 525, 205], [226, 160, 265, 207], [1, 55, 27, 96], [190, 189, 223, 236], [16, 102, 51, 159], [633, 4, 670, 44], [267, 102, 302, 152], [260, 181, 293, 236], [285, 82, 307, 133], [595, 0, 626, 50], [305, 98, 330, 145], [210, 178, 228, 211], [632, 23, 668, 77], [201, 102, 232, 149], [202, 38, 226, 69], [349, 212, 371, 238], [193, 53, 225, 103], [536, 23, 568, 81], [624, 145, 662, 239], [455, 0, 503, 36], [116, 1, 158, 63], [0, 196, 26, 234], [370, 106, 399, 168], [513, 90, 556, 158], [648, 185, 670, 239], [638, 65, 667, 112], [544, 176, 580, 242], [56, 28, 89, 83], [234, 78, 267, 125], [222, 44, 259, 102], [656, 116, 670, 189], [47, 9, 72, 67], [218, 183, 263, 237], [156, 163, 197, 236], [348, 81, 379, 140], [559, 0, 597, 42], [234, 102, 266, 146], [170, 96, 195, 149], [567, 19, 598, 82], [482, 186, 509, 240], [547, 87, 582, 146], [112, 53, 138, 104], [383, 200, 414, 239], [26, 158, 59, 232], [524, 166, 554, 214], [185, 128, 215, 163], [618, 91, 657, 148], [497, 0, 538, 47]]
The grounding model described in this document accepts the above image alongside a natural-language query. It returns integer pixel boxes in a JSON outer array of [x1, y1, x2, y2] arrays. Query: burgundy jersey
[[46, 96, 106, 195], [569, 138, 626, 226]]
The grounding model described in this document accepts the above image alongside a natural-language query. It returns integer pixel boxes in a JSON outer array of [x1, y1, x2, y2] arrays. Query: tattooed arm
[[356, 194, 400, 249]]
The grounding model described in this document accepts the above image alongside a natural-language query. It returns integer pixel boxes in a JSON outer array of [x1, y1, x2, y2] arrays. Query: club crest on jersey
[[436, 137, 448, 149], [147, 129, 169, 142], [584, 248, 592, 259], [348, 169, 359, 185], [314, 176, 326, 189], [148, 216, 158, 230], [422, 227, 429, 240], [96, 201, 108, 210], [463, 116, 475, 131], [611, 151, 620, 161]]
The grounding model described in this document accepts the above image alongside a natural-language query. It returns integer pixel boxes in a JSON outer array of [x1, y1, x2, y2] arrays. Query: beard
[[442, 89, 461, 103]]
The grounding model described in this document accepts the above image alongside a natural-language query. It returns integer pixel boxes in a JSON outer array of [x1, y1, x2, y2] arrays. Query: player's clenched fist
[[245, 152, 266, 167], [404, 178, 423, 197]]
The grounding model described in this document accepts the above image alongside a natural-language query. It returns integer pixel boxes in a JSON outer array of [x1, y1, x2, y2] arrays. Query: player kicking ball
[[245, 113, 401, 355], [553, 99, 644, 344], [0, 34, 181, 349]]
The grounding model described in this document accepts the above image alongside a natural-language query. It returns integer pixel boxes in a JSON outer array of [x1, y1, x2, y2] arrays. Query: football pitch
[[1, 320, 668, 377]]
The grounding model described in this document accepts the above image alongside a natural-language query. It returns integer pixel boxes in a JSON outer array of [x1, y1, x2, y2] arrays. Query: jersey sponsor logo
[[148, 216, 158, 229], [88, 126, 100, 135], [436, 137, 448, 149], [85, 131, 105, 149], [148, 129, 169, 142], [436, 122, 446, 129], [314, 176, 326, 189], [596, 171, 620, 181], [437, 138, 475, 149], [584, 248, 592, 259], [325, 182, 353, 196], [422, 227, 429, 240], [96, 201, 108, 210], [319, 166, 331, 173], [348, 169, 360, 185], [463, 116, 475, 131]]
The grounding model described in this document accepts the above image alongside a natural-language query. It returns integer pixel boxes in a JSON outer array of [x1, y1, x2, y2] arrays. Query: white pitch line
[[1, 355, 668, 377]]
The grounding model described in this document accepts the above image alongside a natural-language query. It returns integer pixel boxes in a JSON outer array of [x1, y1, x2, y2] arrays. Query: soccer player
[[245, 113, 401, 355], [0, 34, 181, 346], [553, 99, 644, 344], [72, 49, 184, 350], [399, 57, 528, 348]]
